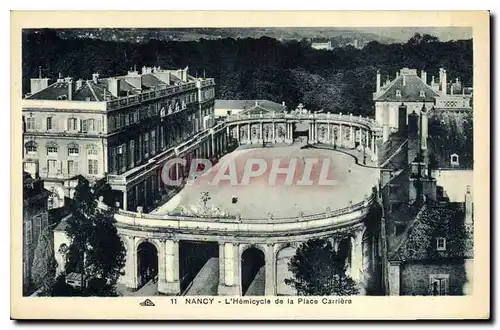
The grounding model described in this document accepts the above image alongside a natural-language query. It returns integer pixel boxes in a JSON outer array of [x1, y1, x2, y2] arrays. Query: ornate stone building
[[22, 66, 216, 211]]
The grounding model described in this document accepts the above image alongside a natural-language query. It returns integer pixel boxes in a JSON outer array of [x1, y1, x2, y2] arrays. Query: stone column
[[260, 122, 263, 143], [350, 230, 364, 284], [158, 239, 180, 295], [248, 123, 251, 143], [264, 244, 277, 296], [327, 123, 331, 145], [314, 122, 318, 143], [118, 235, 137, 289], [350, 126, 354, 145], [339, 124, 343, 147], [272, 121, 276, 143], [218, 242, 241, 295], [122, 189, 128, 211], [211, 134, 215, 158], [236, 124, 240, 143]]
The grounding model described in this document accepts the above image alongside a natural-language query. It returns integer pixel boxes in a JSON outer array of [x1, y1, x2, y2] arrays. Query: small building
[[387, 202, 473, 296], [374, 68, 472, 130], [65, 272, 88, 289], [214, 100, 287, 118]]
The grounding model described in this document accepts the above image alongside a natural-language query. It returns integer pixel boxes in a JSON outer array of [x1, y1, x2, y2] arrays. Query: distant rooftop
[[25, 66, 208, 102], [375, 69, 440, 103]]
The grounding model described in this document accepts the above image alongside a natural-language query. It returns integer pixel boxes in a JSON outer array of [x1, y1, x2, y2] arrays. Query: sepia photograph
[[11, 10, 490, 320]]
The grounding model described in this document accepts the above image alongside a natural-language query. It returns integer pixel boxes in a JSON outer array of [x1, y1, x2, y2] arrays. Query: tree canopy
[[23, 31, 472, 116], [63, 177, 126, 296], [286, 238, 359, 296]]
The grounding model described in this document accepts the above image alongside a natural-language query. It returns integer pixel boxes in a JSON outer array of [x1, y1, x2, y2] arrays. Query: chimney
[[376, 70, 381, 94], [402, 74, 406, 87], [464, 186, 473, 225], [76, 79, 83, 90], [421, 70, 427, 85], [107, 77, 121, 98], [92, 73, 99, 84], [30, 77, 50, 95], [67, 78, 73, 101], [57, 72, 64, 83], [382, 124, 390, 143], [420, 103, 428, 151], [282, 101, 286, 106], [398, 103, 407, 135], [440, 68, 447, 95], [407, 111, 419, 139]]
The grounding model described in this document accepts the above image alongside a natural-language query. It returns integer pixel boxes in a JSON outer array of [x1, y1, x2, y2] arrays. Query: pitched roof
[[215, 100, 287, 113], [389, 203, 473, 262], [374, 73, 441, 102]]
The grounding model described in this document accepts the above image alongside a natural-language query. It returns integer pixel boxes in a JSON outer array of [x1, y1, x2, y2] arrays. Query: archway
[[179, 240, 219, 295], [275, 245, 296, 296], [137, 241, 158, 289], [241, 247, 265, 296]]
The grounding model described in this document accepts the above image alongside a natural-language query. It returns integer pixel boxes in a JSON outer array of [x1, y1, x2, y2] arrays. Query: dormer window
[[450, 153, 459, 166], [436, 237, 447, 251], [396, 90, 402, 97], [420, 90, 425, 98]]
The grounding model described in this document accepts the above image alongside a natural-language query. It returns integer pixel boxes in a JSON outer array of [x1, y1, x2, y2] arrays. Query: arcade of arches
[[115, 226, 380, 296]]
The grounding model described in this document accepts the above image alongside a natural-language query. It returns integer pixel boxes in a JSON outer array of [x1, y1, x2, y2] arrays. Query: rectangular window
[[41, 212, 49, 229], [88, 147, 98, 156], [46, 117, 52, 130], [81, 119, 88, 132], [25, 220, 32, 245], [144, 132, 149, 157], [47, 160, 57, 173], [121, 113, 126, 127], [129, 112, 134, 125], [429, 275, 449, 296], [68, 160, 79, 175], [151, 130, 156, 156], [436, 237, 447, 251], [34, 214, 42, 237], [87, 119, 95, 132], [67, 118, 78, 131], [88, 159, 99, 175], [26, 117, 36, 130], [129, 140, 135, 168]]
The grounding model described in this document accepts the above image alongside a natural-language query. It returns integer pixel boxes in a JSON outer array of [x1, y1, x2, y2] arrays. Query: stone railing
[[102, 193, 375, 234], [226, 112, 380, 131]]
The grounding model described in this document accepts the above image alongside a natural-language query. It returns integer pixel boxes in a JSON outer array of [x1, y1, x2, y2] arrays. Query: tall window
[[67, 118, 77, 131], [129, 112, 135, 124], [144, 132, 149, 156], [26, 117, 36, 130], [47, 159, 57, 173], [25, 220, 32, 245], [88, 159, 99, 175], [129, 140, 135, 168], [68, 160, 79, 175], [151, 130, 156, 156], [436, 237, 447, 251], [46, 117, 52, 130]]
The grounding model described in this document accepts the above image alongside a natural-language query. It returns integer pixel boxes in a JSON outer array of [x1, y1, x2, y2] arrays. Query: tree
[[64, 177, 126, 296], [286, 238, 359, 296], [30, 226, 57, 295]]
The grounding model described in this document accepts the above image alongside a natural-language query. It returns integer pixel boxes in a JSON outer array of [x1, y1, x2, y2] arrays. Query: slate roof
[[374, 73, 441, 102], [215, 100, 287, 113], [389, 203, 474, 262]]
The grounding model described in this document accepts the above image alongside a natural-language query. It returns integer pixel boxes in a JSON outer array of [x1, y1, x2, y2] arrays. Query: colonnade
[[229, 119, 379, 161]]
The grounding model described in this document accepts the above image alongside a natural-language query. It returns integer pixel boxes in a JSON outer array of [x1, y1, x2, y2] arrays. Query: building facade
[[374, 67, 472, 131], [22, 66, 216, 211], [214, 100, 287, 118], [23, 171, 50, 295]]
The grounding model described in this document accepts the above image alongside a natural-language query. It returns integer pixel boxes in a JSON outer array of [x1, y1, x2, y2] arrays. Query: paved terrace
[[152, 145, 380, 219]]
